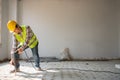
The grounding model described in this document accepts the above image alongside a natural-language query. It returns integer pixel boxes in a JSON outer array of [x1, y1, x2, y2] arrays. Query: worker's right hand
[[17, 47, 23, 54], [9, 59, 14, 65]]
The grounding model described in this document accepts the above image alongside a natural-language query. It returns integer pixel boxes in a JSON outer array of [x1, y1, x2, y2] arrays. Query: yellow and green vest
[[14, 25, 38, 48]]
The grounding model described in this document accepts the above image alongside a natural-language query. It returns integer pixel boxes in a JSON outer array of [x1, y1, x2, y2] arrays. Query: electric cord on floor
[[24, 50, 37, 70]]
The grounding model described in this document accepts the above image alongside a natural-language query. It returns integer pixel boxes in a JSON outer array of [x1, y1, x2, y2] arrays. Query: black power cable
[[24, 50, 37, 70]]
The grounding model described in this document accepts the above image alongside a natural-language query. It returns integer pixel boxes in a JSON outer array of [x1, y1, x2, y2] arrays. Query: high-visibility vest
[[14, 25, 38, 48]]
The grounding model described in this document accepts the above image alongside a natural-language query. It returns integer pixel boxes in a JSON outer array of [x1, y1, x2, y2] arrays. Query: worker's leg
[[10, 52, 20, 73], [13, 53, 20, 69], [31, 43, 41, 69]]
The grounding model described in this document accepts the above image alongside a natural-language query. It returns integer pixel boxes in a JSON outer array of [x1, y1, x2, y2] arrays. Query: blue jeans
[[11, 43, 40, 69]]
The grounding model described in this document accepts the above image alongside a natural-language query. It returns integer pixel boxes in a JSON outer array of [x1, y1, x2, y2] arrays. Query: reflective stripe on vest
[[14, 25, 38, 48]]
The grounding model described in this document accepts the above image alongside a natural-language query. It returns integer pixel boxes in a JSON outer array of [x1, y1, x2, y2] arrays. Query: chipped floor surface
[[0, 60, 120, 80]]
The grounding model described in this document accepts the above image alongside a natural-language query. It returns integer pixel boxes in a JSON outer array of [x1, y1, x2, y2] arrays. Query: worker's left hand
[[17, 47, 23, 54]]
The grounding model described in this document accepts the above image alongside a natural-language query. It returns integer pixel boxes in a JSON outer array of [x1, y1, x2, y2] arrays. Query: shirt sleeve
[[22, 26, 34, 49], [11, 35, 19, 54]]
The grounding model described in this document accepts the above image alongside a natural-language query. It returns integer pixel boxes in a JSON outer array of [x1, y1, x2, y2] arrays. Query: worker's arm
[[10, 35, 19, 65], [21, 26, 33, 50], [11, 35, 19, 54]]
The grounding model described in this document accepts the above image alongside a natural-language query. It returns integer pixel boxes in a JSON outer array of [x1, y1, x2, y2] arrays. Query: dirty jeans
[[11, 43, 40, 69]]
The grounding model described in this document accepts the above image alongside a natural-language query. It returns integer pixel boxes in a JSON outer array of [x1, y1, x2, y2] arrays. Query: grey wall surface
[[0, 0, 9, 60], [1, 0, 119, 60], [117, 0, 120, 57]]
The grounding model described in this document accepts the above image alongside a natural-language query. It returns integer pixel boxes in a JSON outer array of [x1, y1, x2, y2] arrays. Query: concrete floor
[[0, 60, 120, 80]]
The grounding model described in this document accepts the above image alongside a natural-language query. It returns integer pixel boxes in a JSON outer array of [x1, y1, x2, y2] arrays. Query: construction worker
[[7, 20, 42, 73]]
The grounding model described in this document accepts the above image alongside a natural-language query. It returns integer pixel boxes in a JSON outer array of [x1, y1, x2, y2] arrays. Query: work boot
[[36, 67, 43, 71], [10, 68, 20, 73]]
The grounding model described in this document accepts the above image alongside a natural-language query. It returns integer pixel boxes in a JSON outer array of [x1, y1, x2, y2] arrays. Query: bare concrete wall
[[117, 0, 120, 57], [0, 0, 9, 60], [6, 0, 119, 59]]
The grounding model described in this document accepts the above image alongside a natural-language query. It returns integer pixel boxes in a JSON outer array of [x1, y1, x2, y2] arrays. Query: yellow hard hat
[[7, 20, 17, 32]]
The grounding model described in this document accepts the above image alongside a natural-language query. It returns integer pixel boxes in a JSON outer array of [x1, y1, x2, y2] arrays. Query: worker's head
[[7, 20, 22, 34]]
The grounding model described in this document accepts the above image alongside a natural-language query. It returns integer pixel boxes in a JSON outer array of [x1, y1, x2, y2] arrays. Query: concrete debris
[[59, 48, 72, 61]]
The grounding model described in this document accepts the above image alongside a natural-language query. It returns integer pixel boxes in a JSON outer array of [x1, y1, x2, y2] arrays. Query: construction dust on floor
[[0, 60, 120, 80]]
